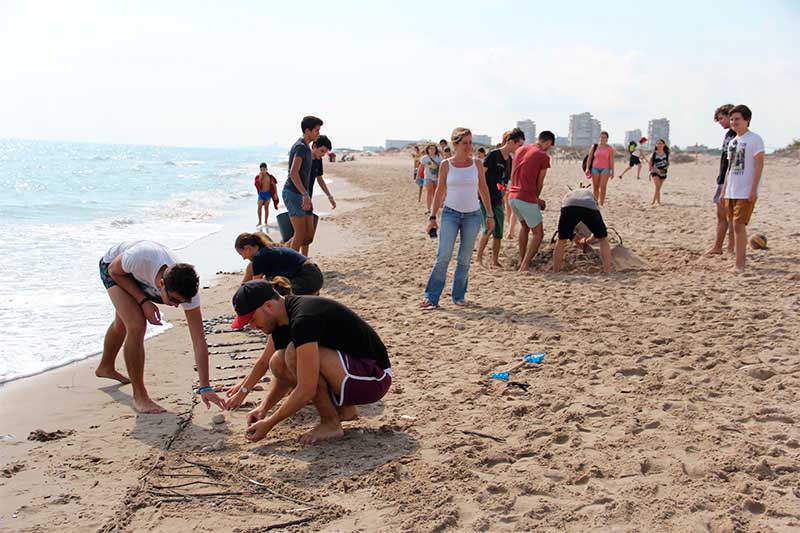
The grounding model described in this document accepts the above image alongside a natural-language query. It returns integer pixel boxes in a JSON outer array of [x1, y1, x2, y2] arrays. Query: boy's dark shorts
[[629, 155, 640, 167], [557, 206, 608, 241], [99, 259, 163, 303], [330, 351, 392, 407]]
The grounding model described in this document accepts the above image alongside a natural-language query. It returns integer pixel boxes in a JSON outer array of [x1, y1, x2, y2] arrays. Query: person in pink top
[[585, 131, 615, 206]]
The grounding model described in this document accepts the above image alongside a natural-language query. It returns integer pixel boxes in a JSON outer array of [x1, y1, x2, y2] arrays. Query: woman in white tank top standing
[[421, 128, 494, 308]]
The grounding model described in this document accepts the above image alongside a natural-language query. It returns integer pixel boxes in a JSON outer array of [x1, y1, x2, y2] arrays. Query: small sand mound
[[612, 245, 648, 271]]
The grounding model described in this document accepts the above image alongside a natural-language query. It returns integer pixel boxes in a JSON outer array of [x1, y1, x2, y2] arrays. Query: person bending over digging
[[228, 281, 392, 444], [552, 189, 612, 274], [97, 240, 226, 413]]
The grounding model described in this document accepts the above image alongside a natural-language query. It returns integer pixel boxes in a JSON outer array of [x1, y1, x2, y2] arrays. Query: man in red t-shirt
[[508, 131, 555, 273]]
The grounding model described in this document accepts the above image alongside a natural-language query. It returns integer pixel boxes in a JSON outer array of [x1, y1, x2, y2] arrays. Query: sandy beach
[[1, 152, 799, 532]]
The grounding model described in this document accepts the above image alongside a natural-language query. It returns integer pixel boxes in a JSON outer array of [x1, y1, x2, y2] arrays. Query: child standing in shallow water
[[649, 139, 670, 205], [255, 163, 278, 227]]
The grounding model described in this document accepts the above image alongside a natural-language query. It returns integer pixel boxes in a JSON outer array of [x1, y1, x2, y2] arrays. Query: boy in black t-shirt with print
[[706, 104, 737, 256], [226, 281, 392, 445], [476, 128, 526, 267]]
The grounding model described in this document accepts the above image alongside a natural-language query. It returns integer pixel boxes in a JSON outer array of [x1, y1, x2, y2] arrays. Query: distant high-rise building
[[516, 119, 536, 145], [568, 112, 601, 147], [624, 129, 643, 147], [555, 136, 570, 147], [647, 118, 670, 148], [473, 134, 492, 146]]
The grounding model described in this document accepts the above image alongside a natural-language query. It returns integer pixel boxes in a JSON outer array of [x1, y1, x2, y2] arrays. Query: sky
[[1, 0, 798, 150]]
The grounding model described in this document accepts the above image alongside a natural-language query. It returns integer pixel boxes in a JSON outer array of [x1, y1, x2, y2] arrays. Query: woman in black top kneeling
[[234, 232, 324, 295]]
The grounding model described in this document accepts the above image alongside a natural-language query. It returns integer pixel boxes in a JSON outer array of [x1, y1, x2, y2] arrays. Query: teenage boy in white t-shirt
[[98, 240, 226, 413], [719, 105, 765, 273]]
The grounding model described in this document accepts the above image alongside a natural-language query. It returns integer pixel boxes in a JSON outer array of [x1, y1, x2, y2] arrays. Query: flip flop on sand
[[419, 299, 439, 310], [453, 300, 467, 308]]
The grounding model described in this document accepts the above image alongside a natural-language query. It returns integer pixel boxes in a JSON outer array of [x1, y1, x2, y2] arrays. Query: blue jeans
[[424, 206, 482, 305]]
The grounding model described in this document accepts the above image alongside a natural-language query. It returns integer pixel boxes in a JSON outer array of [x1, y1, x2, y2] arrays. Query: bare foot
[[133, 397, 167, 414], [726, 248, 735, 256], [491, 261, 502, 269], [299, 421, 344, 444], [728, 265, 745, 274], [705, 248, 723, 256], [476, 254, 484, 266], [95, 367, 131, 385], [337, 405, 359, 421]]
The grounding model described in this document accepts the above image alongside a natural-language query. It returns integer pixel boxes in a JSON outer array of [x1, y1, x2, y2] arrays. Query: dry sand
[[1, 152, 799, 532]]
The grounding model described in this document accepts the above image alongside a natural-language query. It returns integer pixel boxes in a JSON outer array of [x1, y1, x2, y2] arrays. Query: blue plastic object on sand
[[490, 353, 545, 381], [524, 353, 545, 364]]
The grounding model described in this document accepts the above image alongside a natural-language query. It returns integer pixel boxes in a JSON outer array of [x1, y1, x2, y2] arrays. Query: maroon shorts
[[330, 352, 392, 407]]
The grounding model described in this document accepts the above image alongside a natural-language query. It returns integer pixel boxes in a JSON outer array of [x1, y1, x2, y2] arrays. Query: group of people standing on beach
[[92, 104, 764, 446], [413, 103, 764, 308]]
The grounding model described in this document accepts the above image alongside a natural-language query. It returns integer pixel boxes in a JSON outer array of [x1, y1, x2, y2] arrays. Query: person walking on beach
[[476, 147, 486, 161], [412, 145, 424, 203], [509, 131, 555, 273], [421, 127, 494, 308], [586, 132, 615, 206], [255, 162, 278, 228], [229, 281, 393, 444], [302, 135, 336, 256], [97, 240, 225, 414], [706, 104, 737, 255], [420, 144, 443, 213], [618, 137, 648, 180], [283, 116, 323, 253], [476, 127, 525, 267], [552, 189, 612, 274], [649, 139, 670, 205], [720, 105, 764, 273], [439, 139, 449, 153], [235, 232, 324, 295]]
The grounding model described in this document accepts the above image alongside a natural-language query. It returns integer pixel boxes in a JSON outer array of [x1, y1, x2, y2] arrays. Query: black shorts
[[290, 262, 324, 295], [99, 259, 164, 303], [651, 171, 667, 180], [629, 155, 640, 167], [557, 206, 608, 241]]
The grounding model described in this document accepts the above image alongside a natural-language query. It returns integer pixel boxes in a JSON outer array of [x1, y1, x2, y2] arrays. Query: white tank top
[[444, 159, 480, 213]]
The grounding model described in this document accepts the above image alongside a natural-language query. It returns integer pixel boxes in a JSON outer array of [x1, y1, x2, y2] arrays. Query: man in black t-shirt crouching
[[230, 281, 392, 444]]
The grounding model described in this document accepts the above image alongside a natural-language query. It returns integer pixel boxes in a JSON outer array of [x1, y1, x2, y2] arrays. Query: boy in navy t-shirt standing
[[282, 116, 323, 253]]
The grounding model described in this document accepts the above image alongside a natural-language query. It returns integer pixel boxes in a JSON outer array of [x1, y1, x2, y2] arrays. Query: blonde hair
[[500, 130, 511, 146], [451, 127, 472, 145], [270, 276, 294, 295]]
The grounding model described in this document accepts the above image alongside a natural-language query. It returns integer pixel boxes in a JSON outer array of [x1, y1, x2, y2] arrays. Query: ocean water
[[0, 139, 287, 383]]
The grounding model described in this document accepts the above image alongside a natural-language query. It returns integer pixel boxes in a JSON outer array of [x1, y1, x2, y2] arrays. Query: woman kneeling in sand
[[235, 232, 323, 295]]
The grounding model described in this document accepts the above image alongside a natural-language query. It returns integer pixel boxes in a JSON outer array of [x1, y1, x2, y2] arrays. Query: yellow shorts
[[725, 198, 756, 226]]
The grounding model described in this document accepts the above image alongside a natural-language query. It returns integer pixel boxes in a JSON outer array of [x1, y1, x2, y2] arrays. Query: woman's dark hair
[[271, 276, 294, 296], [477, 147, 486, 154], [438, 139, 448, 145], [600, 131, 609, 138], [301, 116, 323, 133], [163, 263, 199, 300], [259, 162, 267, 169], [507, 127, 526, 143], [314, 135, 332, 150], [234, 232, 274, 250], [425, 143, 440, 156]]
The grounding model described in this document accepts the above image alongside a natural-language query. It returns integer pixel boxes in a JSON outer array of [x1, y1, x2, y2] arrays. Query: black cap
[[231, 280, 276, 329]]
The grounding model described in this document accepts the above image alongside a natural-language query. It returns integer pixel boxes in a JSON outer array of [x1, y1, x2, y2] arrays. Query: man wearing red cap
[[228, 281, 392, 444]]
